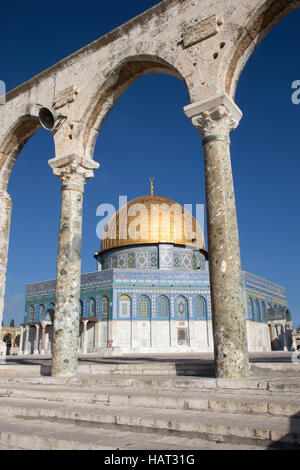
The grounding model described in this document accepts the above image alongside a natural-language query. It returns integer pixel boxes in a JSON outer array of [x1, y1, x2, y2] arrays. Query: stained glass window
[[194, 296, 206, 320], [158, 296, 169, 320], [177, 296, 187, 321], [119, 295, 130, 318], [102, 296, 109, 319], [139, 296, 150, 319]]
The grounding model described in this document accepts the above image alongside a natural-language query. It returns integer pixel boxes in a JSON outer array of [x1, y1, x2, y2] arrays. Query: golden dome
[[97, 195, 206, 254]]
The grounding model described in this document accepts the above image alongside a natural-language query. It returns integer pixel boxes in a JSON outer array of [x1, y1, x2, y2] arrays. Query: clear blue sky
[[1, 1, 299, 327]]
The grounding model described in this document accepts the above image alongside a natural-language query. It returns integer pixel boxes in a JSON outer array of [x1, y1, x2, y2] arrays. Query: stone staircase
[[0, 360, 300, 450]]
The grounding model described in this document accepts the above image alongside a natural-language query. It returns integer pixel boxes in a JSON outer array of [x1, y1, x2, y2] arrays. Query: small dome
[[98, 195, 206, 254]]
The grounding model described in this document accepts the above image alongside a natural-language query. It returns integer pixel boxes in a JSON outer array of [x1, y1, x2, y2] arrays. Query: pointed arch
[[224, 0, 299, 98], [81, 55, 189, 160]]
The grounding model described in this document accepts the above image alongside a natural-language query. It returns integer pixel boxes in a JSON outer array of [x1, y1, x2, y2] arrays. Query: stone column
[[281, 324, 288, 351], [24, 326, 30, 355], [82, 320, 88, 354], [10, 337, 14, 355], [34, 324, 40, 355], [94, 321, 101, 350], [184, 93, 250, 378], [49, 155, 99, 377], [19, 326, 24, 355], [40, 323, 46, 354], [0, 190, 12, 364]]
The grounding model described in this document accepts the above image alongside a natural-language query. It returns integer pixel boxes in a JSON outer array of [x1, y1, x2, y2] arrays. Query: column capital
[[48, 154, 100, 186], [184, 93, 242, 141]]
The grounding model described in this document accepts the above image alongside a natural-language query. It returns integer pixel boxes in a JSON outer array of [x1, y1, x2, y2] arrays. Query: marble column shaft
[[34, 324, 40, 354], [184, 94, 250, 378], [24, 326, 30, 355], [82, 320, 88, 353], [41, 324, 46, 353], [49, 155, 99, 377], [51, 181, 84, 376], [19, 326, 24, 355], [0, 190, 12, 362]]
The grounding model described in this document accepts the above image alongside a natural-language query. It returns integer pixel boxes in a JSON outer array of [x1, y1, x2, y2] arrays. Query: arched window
[[139, 296, 150, 319], [45, 303, 55, 322], [261, 301, 267, 322], [252, 299, 260, 322], [88, 298, 96, 317], [157, 296, 169, 320], [177, 296, 188, 321], [256, 299, 261, 322], [248, 297, 253, 319], [102, 296, 109, 320], [29, 306, 35, 322], [119, 295, 130, 318], [194, 296, 206, 320], [46, 309, 54, 323], [79, 300, 84, 318], [253, 300, 257, 321], [38, 305, 45, 321]]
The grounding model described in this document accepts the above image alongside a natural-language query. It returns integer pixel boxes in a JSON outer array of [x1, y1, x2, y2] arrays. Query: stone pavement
[[0, 352, 299, 450]]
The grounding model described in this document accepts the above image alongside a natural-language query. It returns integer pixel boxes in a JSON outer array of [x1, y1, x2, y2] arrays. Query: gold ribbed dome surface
[[99, 195, 206, 254]]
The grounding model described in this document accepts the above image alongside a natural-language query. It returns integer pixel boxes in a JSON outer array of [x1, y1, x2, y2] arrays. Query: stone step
[[0, 383, 299, 418], [40, 361, 215, 377], [1, 374, 300, 394], [0, 364, 41, 377], [0, 397, 299, 448], [0, 415, 267, 450], [39, 361, 300, 379]]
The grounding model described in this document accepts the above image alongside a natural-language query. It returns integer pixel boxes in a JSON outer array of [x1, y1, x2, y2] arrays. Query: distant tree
[[9, 319, 15, 327]]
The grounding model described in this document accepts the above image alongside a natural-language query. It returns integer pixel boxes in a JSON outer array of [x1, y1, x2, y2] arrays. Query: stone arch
[[44, 303, 55, 322], [3, 333, 12, 354], [286, 309, 292, 322], [224, 0, 299, 98], [81, 54, 189, 160], [0, 113, 42, 191]]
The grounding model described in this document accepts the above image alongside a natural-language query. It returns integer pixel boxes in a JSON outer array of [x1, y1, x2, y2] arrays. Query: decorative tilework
[[173, 252, 180, 267], [192, 255, 197, 270], [137, 253, 148, 268], [150, 252, 158, 267], [118, 254, 126, 268], [127, 252, 136, 269]]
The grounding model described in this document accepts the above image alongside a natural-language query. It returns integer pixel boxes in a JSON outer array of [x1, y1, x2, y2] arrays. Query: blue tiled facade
[[24, 269, 288, 325]]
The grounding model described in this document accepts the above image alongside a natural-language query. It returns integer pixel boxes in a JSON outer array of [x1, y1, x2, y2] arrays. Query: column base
[[0, 340, 6, 364]]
